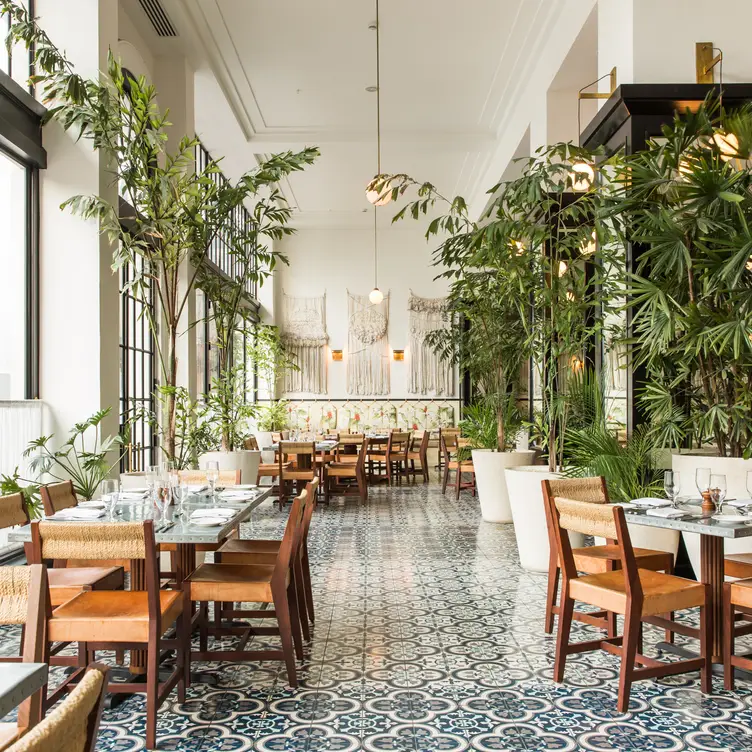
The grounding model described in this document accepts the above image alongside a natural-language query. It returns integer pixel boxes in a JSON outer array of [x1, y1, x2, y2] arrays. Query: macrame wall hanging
[[282, 291, 328, 394], [347, 291, 390, 395], [408, 292, 454, 396]]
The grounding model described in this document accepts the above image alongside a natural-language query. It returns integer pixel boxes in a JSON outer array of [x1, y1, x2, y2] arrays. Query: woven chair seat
[[569, 569, 706, 618], [48, 590, 183, 644], [47, 566, 124, 607], [258, 462, 290, 478], [186, 562, 282, 602]]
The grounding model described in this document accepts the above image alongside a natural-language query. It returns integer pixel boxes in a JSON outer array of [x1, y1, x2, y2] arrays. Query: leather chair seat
[[186, 562, 283, 602]]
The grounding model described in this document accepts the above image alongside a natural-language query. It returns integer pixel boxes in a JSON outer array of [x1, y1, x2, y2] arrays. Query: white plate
[[190, 516, 227, 527], [190, 507, 236, 518], [713, 514, 752, 524], [78, 501, 105, 508], [234, 484, 258, 490]]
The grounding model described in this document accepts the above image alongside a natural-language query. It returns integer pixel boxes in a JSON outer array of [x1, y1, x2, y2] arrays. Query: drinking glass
[[695, 467, 711, 498], [664, 470, 681, 508], [172, 481, 188, 517], [710, 473, 727, 514], [101, 479, 118, 519], [206, 461, 220, 500], [146, 464, 160, 502]]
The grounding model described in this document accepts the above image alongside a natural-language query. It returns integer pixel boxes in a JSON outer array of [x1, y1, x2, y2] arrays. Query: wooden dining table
[[10, 488, 272, 679], [624, 501, 752, 663]]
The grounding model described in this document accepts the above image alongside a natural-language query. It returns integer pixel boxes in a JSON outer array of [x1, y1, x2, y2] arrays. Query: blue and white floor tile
[[3, 479, 752, 750]]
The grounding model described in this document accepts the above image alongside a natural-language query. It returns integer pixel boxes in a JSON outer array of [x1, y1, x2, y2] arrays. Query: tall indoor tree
[[1, 2, 318, 461]]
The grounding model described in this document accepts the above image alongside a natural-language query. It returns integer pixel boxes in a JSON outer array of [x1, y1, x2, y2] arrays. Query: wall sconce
[[696, 42, 722, 84], [331, 349, 343, 362], [393, 349, 405, 361]]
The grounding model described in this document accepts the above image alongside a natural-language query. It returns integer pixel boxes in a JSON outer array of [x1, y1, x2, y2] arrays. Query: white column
[[36, 0, 120, 442], [152, 54, 198, 399], [599, 0, 752, 86]]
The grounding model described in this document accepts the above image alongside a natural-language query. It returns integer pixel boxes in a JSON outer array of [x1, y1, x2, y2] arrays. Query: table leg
[[700, 533, 725, 662], [129, 558, 147, 676]]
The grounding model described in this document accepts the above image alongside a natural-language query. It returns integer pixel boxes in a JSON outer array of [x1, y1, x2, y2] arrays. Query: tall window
[[1, 0, 33, 93], [119, 251, 157, 471]]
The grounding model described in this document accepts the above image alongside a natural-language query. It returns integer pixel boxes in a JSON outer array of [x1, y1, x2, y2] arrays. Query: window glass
[[1, 1, 33, 91], [0, 150, 27, 399]]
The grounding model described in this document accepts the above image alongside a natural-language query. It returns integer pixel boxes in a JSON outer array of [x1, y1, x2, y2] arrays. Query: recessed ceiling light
[[366, 85, 378, 93]]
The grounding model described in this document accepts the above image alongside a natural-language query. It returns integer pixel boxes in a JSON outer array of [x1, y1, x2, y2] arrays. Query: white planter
[[472, 450, 536, 523], [505, 466, 584, 573], [255, 431, 276, 464], [671, 453, 752, 578], [199, 450, 260, 485]]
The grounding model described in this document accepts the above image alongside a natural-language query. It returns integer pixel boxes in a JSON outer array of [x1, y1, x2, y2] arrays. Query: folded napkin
[[78, 500, 105, 509], [631, 497, 671, 508], [646, 507, 685, 518], [727, 498, 752, 508], [190, 507, 235, 520], [50, 508, 106, 520], [218, 491, 254, 500], [120, 491, 147, 500]]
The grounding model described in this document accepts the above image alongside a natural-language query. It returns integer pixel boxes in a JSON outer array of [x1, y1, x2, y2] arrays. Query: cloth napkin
[[646, 507, 685, 518], [218, 490, 254, 500], [120, 491, 148, 500], [50, 508, 106, 520], [78, 500, 105, 508], [631, 498, 671, 508]]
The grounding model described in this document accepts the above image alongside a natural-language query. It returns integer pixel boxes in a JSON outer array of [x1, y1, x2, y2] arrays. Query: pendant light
[[369, 207, 384, 304], [365, 0, 392, 206]]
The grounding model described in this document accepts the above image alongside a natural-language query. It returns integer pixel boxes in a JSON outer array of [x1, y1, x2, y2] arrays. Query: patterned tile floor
[[4, 480, 752, 750]]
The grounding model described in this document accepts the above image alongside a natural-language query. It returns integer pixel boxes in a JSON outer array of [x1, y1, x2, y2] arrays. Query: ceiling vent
[[138, 0, 178, 37]]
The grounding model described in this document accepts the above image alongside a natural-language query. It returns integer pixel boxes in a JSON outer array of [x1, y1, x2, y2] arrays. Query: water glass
[[206, 461, 220, 500], [101, 479, 118, 519], [695, 467, 711, 497], [664, 470, 680, 508], [172, 481, 188, 517], [146, 464, 160, 503], [710, 473, 727, 513]]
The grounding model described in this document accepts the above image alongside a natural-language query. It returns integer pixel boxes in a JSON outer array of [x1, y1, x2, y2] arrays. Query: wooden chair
[[216, 479, 319, 641], [336, 434, 364, 465], [437, 427, 460, 473], [440, 435, 475, 498], [244, 436, 260, 451], [542, 478, 675, 639], [29, 520, 186, 750], [722, 577, 752, 689], [325, 438, 369, 504], [28, 488, 125, 603], [385, 432, 411, 486], [279, 442, 317, 509], [182, 485, 311, 687], [0, 565, 49, 748], [549, 495, 710, 711], [407, 431, 430, 483], [177, 469, 241, 486], [5, 663, 108, 752]]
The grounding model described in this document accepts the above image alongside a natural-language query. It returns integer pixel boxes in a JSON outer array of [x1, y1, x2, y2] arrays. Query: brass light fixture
[[576, 67, 618, 136], [331, 349, 343, 362], [696, 42, 722, 84], [365, 0, 392, 206], [393, 349, 405, 361]]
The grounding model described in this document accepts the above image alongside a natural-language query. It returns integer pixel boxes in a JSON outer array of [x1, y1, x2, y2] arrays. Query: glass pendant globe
[[369, 287, 384, 305], [366, 187, 393, 206]]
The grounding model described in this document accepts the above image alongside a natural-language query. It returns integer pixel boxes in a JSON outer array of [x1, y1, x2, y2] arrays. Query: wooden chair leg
[[293, 562, 310, 642], [146, 633, 160, 750], [455, 468, 461, 500], [724, 584, 734, 691], [182, 583, 193, 689], [617, 608, 641, 713], [442, 465, 449, 493], [199, 602, 209, 653], [175, 611, 187, 703], [302, 546, 315, 624], [287, 583, 304, 661], [272, 580, 298, 687], [700, 600, 712, 694], [553, 592, 574, 683], [544, 556, 559, 634]]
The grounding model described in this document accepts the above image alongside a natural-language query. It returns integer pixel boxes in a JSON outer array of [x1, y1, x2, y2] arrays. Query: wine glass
[[172, 480, 188, 518], [101, 479, 118, 519], [146, 464, 160, 503], [206, 461, 220, 501], [664, 470, 681, 508], [695, 467, 711, 499], [710, 473, 727, 514]]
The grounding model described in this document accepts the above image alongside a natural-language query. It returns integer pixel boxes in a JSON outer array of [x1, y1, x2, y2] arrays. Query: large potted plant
[[1, 4, 318, 464], [619, 100, 752, 574], [376, 174, 537, 522]]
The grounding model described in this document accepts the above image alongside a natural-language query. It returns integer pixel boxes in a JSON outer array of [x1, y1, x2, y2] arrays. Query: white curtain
[[347, 291, 390, 395], [408, 292, 453, 396], [282, 291, 328, 394], [0, 400, 43, 478]]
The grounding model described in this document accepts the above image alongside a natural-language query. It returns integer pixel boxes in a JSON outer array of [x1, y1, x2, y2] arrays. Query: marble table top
[[9, 488, 271, 546], [0, 663, 48, 719], [623, 501, 752, 539]]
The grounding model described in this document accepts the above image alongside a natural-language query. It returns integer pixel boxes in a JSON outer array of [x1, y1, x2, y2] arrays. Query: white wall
[[277, 225, 452, 400]]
